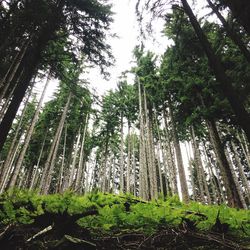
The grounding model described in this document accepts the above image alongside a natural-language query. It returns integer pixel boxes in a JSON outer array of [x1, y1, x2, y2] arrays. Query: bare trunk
[[206, 119, 243, 208], [225, 148, 247, 209], [138, 79, 149, 200], [57, 125, 67, 193], [0, 88, 32, 185], [75, 114, 89, 192], [67, 127, 81, 189], [29, 131, 47, 190], [163, 107, 178, 195], [9, 74, 50, 188], [143, 88, 158, 199], [126, 123, 131, 193], [168, 102, 189, 203], [119, 112, 124, 193], [231, 142, 250, 203], [40, 92, 72, 194], [191, 126, 211, 204]]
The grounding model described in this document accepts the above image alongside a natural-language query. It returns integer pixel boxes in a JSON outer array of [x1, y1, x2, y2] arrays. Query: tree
[[0, 0, 113, 152]]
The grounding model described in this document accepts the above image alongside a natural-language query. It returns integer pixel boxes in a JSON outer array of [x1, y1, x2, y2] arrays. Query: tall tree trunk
[[119, 112, 124, 193], [29, 131, 47, 190], [40, 92, 72, 194], [75, 114, 89, 192], [225, 147, 247, 209], [8, 73, 50, 188], [138, 79, 149, 200], [181, 0, 250, 142], [203, 141, 226, 204], [184, 142, 197, 201], [206, 119, 243, 208], [126, 122, 131, 193], [191, 126, 211, 204], [0, 87, 32, 185], [57, 125, 67, 193], [154, 110, 167, 195], [162, 107, 178, 195], [100, 138, 109, 192], [0, 69, 25, 122], [0, 139, 22, 193], [67, 127, 81, 189], [143, 87, 158, 199], [168, 102, 189, 203], [231, 142, 250, 203]]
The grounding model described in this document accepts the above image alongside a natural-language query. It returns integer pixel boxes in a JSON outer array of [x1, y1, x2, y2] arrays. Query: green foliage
[[0, 190, 249, 238]]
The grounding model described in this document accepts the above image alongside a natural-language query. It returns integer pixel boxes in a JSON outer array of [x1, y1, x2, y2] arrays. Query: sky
[[41, 0, 210, 101], [40, 0, 170, 102], [83, 0, 170, 96]]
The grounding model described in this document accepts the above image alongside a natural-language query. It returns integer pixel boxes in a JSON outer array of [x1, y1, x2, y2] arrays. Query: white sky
[[40, 0, 171, 102], [41, 0, 211, 100], [83, 0, 171, 96]]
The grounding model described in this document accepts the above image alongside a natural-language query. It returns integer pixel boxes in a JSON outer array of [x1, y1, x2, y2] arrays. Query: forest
[[0, 0, 250, 249]]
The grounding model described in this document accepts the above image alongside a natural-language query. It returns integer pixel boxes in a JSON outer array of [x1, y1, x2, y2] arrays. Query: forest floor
[[0, 190, 249, 249]]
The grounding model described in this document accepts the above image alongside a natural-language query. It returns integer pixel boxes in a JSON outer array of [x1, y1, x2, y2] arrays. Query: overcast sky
[[83, 0, 170, 96], [40, 0, 210, 101]]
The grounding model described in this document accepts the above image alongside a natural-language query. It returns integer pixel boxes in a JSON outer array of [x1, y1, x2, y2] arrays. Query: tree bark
[[40, 92, 72, 194], [168, 102, 189, 203], [8, 74, 50, 188], [206, 119, 243, 208], [119, 112, 124, 193], [75, 113, 89, 192], [138, 79, 149, 200]]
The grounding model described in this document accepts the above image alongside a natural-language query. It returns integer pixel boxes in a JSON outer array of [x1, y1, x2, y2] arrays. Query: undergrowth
[[0, 189, 249, 238]]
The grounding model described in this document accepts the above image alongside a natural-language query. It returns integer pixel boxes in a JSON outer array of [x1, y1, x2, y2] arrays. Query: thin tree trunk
[[184, 142, 196, 201], [67, 127, 81, 189], [8, 73, 50, 188], [119, 112, 124, 193], [225, 147, 247, 209], [29, 131, 47, 190], [0, 138, 22, 193], [154, 110, 167, 195], [163, 107, 178, 195], [57, 124, 67, 193], [206, 119, 243, 208], [0, 87, 32, 185], [231, 142, 250, 203], [131, 131, 137, 196], [138, 79, 149, 200], [40, 92, 72, 194], [75, 113, 89, 192], [191, 126, 211, 204], [143, 88, 158, 199], [168, 102, 189, 203], [126, 122, 131, 193]]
